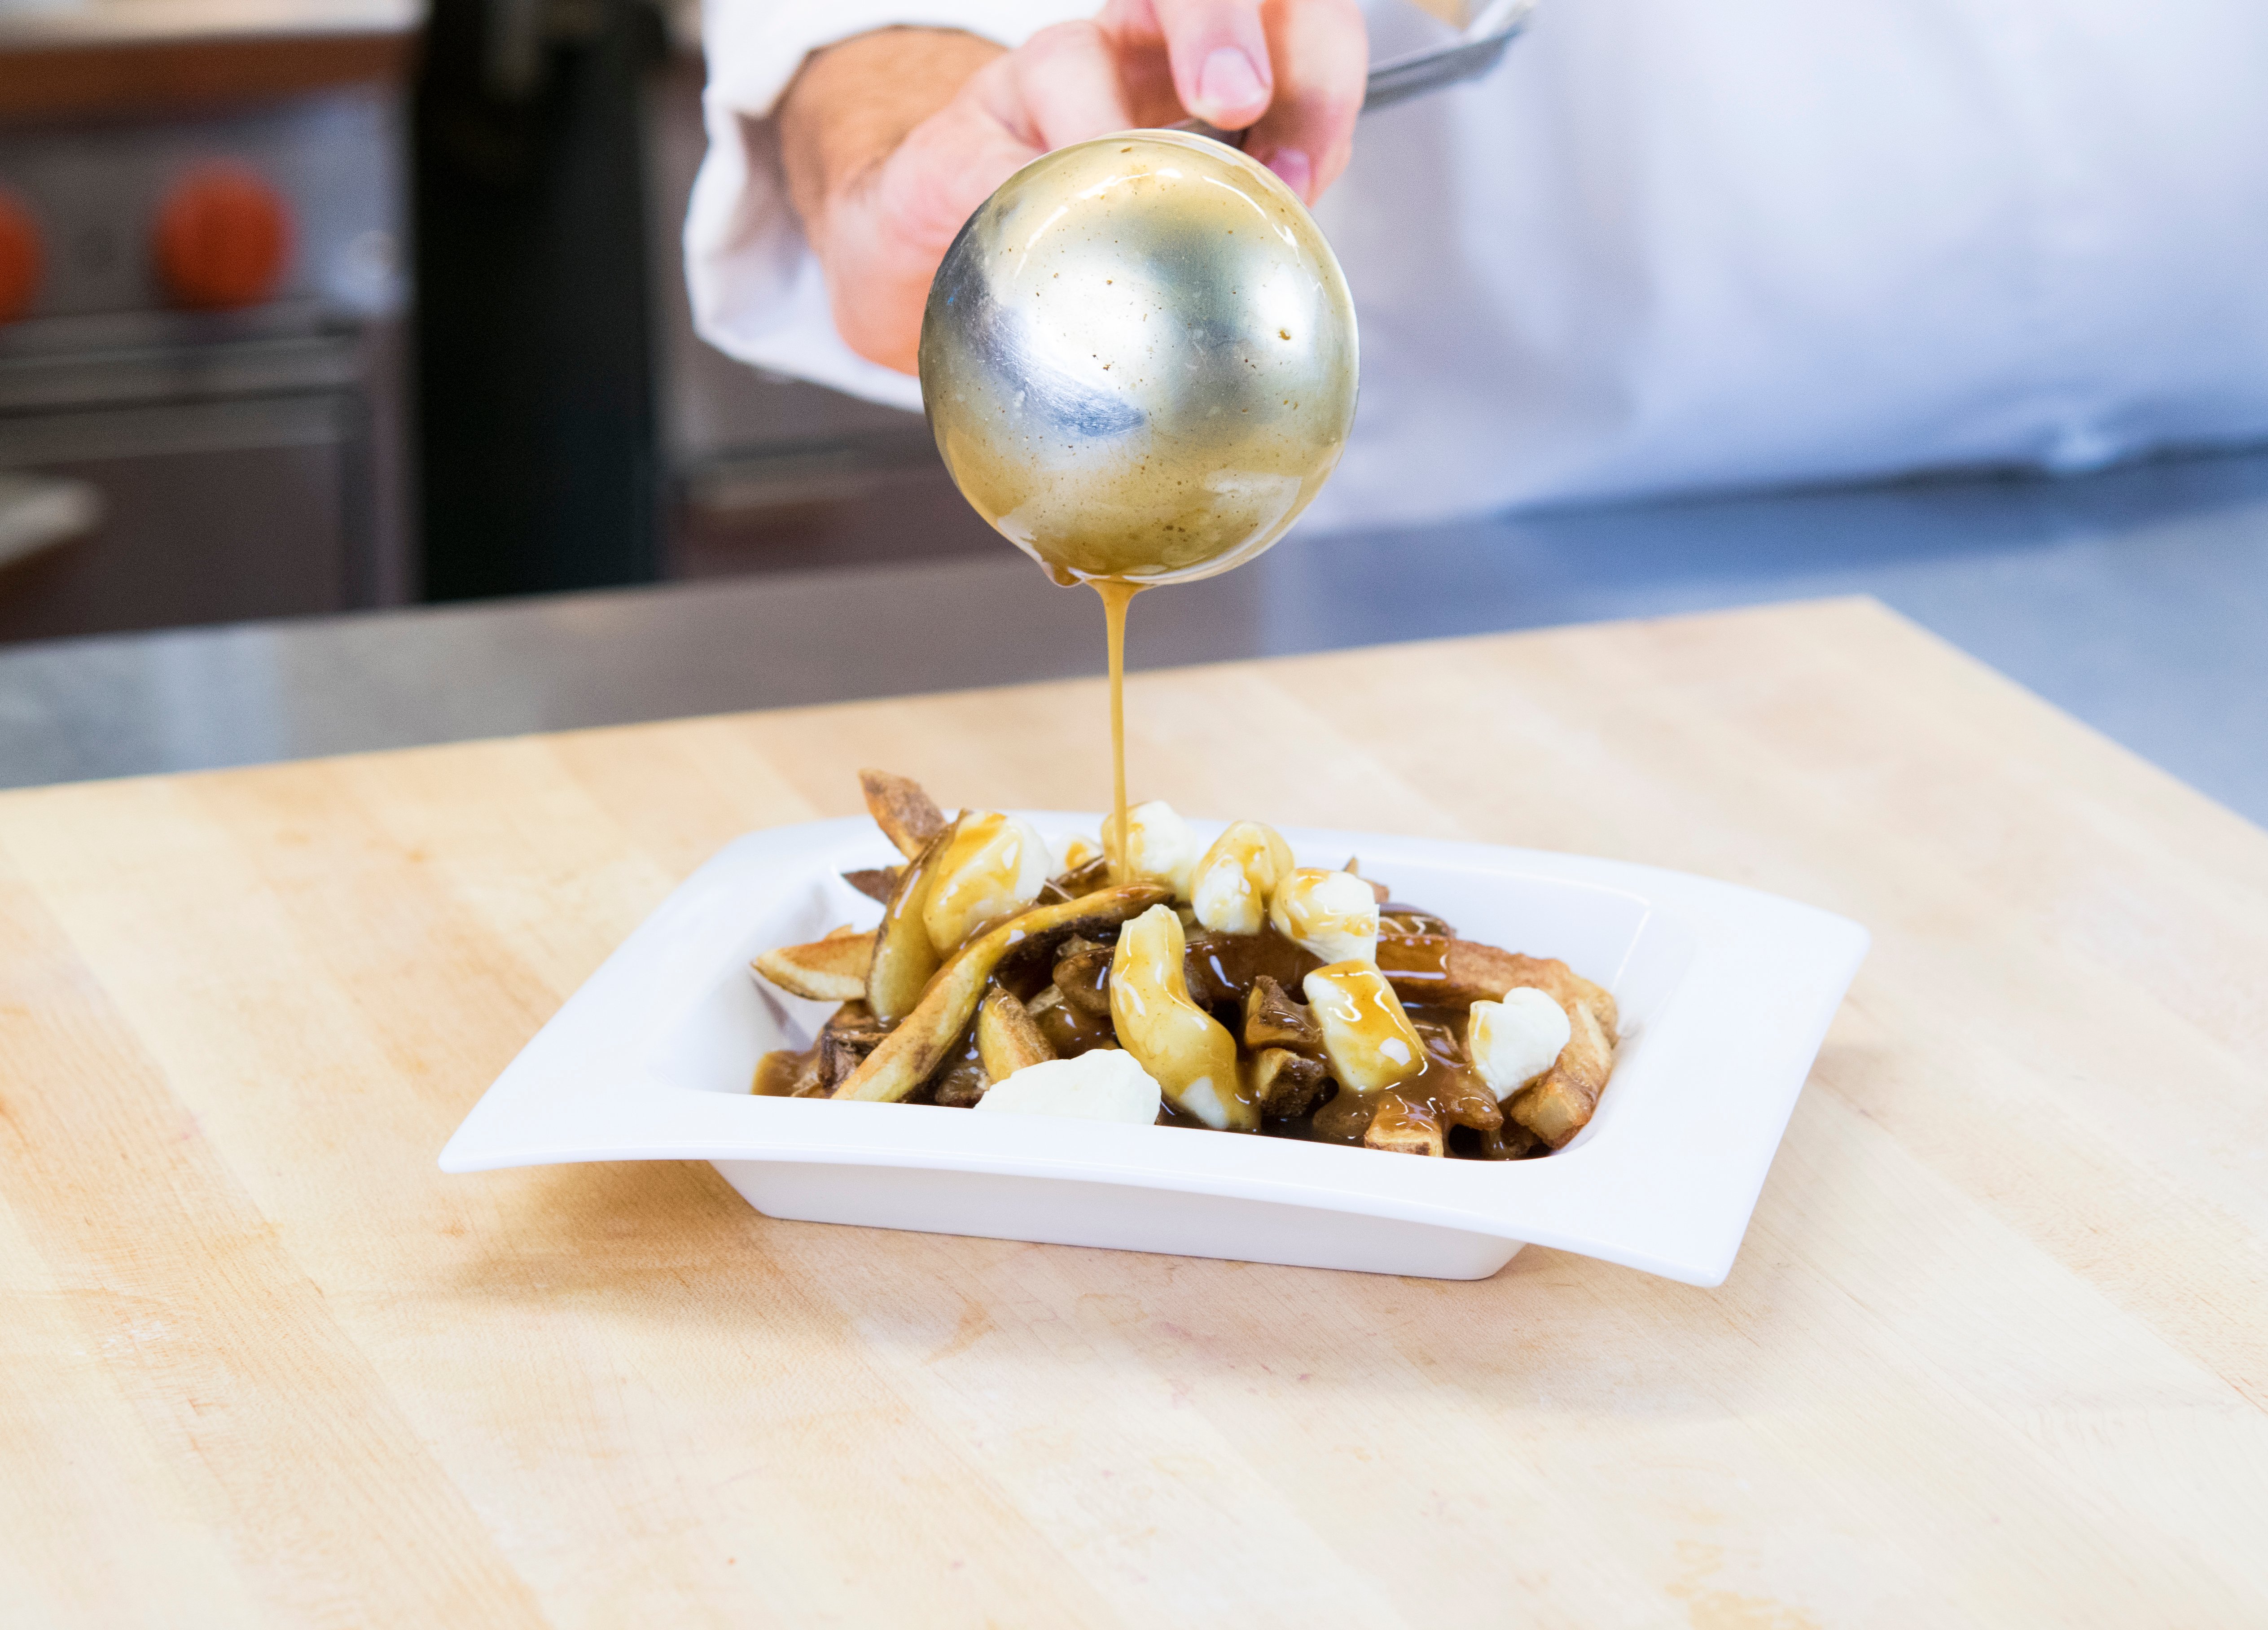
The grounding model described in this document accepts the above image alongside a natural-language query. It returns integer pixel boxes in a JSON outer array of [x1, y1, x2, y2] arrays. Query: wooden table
[[3, 597, 2263, 1626]]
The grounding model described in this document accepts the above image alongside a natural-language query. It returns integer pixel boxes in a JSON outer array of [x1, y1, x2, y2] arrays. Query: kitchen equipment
[[413, 0, 666, 600], [1181, 0, 1540, 146], [0, 469, 98, 567], [1365, 0, 1540, 110], [917, 2, 1539, 587], [919, 131, 1359, 586], [0, 87, 410, 641]]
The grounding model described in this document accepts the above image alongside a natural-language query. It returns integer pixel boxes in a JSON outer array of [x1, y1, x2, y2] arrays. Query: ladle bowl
[[918, 131, 1359, 586]]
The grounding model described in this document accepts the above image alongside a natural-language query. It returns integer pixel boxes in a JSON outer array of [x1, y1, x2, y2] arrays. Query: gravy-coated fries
[[751, 773, 1620, 1158]]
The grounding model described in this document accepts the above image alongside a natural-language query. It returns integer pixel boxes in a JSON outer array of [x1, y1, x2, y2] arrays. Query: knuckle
[[1020, 19, 1105, 63]]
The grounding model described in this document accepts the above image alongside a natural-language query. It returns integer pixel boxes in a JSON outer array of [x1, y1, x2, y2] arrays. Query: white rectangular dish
[[439, 816, 1868, 1284]]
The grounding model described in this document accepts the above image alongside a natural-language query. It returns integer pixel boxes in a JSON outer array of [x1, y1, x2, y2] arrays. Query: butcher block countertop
[[3, 596, 2264, 1626]]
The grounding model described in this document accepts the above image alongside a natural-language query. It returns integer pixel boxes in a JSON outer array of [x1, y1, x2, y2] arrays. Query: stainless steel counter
[[3, 445, 2264, 825]]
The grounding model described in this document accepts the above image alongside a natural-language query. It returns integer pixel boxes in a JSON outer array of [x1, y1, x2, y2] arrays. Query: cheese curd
[[974, 1049, 1162, 1123], [1190, 819, 1296, 935], [1269, 868, 1380, 964], [1302, 961, 1427, 1094], [922, 811, 1051, 951], [1110, 903, 1255, 1130], [1047, 830, 1101, 876], [1466, 989, 1573, 1100], [1102, 799, 1201, 900]]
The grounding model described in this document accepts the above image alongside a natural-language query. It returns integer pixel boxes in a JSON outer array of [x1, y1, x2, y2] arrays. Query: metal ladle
[[917, 0, 1536, 586]]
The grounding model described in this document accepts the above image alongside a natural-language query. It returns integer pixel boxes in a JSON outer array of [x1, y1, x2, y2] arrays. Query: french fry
[[867, 818, 958, 1024], [834, 884, 1171, 1104], [860, 768, 947, 859], [975, 984, 1056, 1081], [1363, 1091, 1444, 1157], [1508, 997, 1615, 1148], [1378, 937, 1619, 1032], [752, 927, 876, 1002]]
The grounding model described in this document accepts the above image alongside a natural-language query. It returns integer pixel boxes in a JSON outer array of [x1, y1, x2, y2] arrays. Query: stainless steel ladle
[[1185, 0, 1541, 145], [918, 0, 1537, 586]]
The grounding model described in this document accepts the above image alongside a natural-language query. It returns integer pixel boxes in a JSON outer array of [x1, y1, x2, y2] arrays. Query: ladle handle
[[1171, 0, 1538, 148]]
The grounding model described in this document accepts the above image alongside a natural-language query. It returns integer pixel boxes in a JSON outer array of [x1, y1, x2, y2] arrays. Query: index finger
[[996, 20, 1144, 149], [1148, 0, 1277, 131]]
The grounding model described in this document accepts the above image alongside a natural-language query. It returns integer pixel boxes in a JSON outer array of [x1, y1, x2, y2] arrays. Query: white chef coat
[[686, 0, 2268, 531]]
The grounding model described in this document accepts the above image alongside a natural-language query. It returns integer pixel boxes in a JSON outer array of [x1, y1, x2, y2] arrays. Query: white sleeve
[[685, 0, 1095, 412]]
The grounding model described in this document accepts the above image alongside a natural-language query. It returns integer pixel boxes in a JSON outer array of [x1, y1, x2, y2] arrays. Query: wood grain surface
[[2, 596, 2264, 1627]]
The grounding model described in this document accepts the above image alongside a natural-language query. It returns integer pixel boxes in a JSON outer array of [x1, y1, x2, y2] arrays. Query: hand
[[778, 1, 1368, 375]]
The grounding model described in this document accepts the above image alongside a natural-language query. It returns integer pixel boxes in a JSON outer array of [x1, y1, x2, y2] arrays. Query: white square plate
[[440, 816, 1867, 1284]]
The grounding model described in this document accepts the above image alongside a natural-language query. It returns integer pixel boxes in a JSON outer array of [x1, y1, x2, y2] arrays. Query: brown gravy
[[1372, 933, 1454, 995], [1292, 1005, 1518, 1155], [1092, 577, 1144, 885], [751, 1049, 806, 1096]]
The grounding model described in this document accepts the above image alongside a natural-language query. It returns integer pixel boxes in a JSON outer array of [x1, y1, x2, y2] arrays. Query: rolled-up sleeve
[[686, 0, 1094, 411]]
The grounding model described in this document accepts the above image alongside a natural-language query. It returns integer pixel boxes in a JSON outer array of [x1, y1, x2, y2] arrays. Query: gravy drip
[[1303, 1005, 1506, 1150], [1373, 933, 1454, 995], [752, 1048, 808, 1097], [1092, 577, 1144, 884]]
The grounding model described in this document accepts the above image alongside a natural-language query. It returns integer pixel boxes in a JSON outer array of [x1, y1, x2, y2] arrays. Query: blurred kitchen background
[[3, 0, 2264, 826], [0, 0, 987, 644]]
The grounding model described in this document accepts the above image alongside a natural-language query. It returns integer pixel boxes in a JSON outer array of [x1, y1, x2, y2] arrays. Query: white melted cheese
[[1269, 868, 1380, 964], [922, 811, 1051, 951], [973, 1049, 1163, 1124], [1466, 989, 1573, 1100], [1189, 819, 1295, 935], [1046, 830, 1101, 877], [1104, 799, 1201, 899]]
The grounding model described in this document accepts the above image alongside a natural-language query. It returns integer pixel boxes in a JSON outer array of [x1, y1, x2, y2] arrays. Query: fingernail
[[1263, 147, 1312, 198], [1197, 47, 1265, 118]]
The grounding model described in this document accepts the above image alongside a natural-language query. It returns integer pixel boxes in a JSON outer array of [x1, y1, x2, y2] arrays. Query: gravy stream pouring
[[918, 131, 1360, 871]]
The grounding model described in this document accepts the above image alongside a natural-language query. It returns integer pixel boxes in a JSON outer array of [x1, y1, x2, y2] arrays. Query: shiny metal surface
[[5, 448, 2267, 825], [1177, 0, 1538, 146], [1364, 0, 1538, 113], [919, 131, 1359, 586]]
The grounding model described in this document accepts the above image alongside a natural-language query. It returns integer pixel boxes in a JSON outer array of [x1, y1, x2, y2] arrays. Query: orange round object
[[153, 164, 293, 311], [0, 190, 42, 324]]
